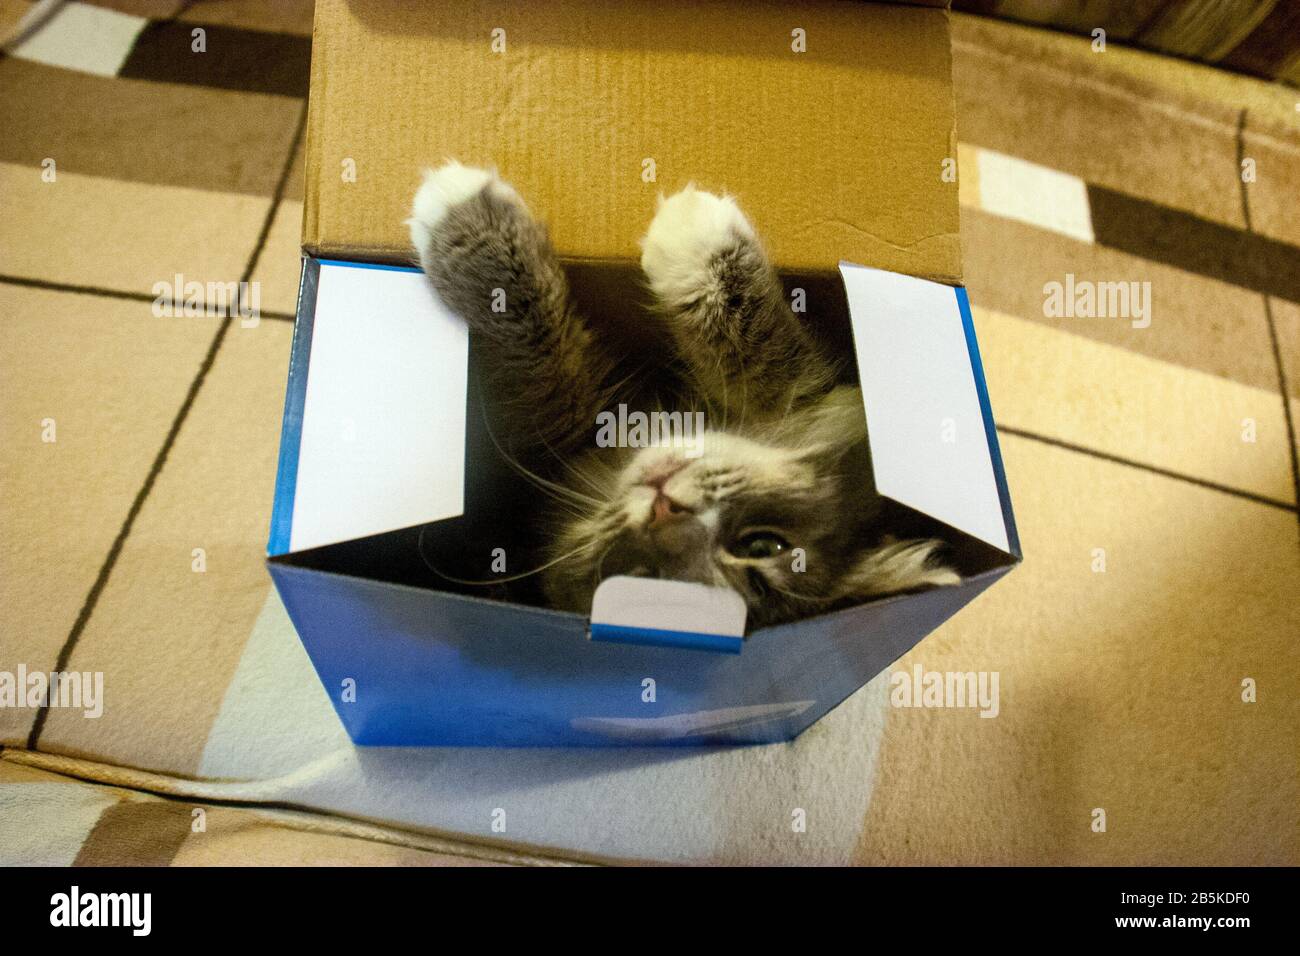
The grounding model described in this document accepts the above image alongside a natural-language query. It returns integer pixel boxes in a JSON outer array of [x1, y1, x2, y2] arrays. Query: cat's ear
[[840, 538, 960, 599]]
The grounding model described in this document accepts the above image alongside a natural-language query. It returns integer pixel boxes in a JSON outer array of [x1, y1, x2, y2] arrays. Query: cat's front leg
[[640, 186, 835, 421], [409, 162, 616, 455]]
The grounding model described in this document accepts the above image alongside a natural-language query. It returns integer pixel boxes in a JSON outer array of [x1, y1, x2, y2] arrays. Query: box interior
[[273, 258, 1015, 629]]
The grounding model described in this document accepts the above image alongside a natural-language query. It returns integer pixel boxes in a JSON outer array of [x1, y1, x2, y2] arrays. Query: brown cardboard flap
[[306, 0, 961, 285]]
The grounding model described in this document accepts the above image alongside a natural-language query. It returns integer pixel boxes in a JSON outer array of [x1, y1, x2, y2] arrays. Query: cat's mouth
[[596, 515, 713, 586]]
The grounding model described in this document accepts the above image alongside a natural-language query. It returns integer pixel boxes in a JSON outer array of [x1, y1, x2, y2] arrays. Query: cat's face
[[542, 390, 957, 628]]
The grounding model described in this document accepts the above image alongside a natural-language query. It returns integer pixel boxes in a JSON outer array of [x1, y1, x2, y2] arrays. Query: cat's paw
[[408, 162, 524, 272], [640, 185, 756, 306]]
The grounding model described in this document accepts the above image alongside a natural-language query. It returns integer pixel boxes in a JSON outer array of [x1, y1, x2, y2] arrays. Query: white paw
[[407, 162, 523, 271], [854, 539, 961, 597], [640, 185, 755, 306]]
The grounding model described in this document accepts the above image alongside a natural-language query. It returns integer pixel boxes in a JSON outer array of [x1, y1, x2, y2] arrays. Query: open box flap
[[841, 262, 1018, 556], [268, 258, 469, 556], [302, 0, 962, 285]]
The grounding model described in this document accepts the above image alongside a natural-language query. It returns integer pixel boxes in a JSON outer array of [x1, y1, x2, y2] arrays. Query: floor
[[1, 3, 1296, 865]]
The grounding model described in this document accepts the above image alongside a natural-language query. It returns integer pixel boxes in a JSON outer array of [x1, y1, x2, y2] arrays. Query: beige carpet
[[1, 5, 1296, 864]]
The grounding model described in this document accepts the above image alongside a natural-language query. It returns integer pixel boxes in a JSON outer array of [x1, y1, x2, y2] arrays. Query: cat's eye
[[731, 530, 790, 560]]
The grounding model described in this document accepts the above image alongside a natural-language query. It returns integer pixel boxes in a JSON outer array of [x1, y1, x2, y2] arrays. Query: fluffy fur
[[409, 163, 958, 629]]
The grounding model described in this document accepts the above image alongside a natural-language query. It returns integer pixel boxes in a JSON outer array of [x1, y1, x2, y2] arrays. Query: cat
[[408, 162, 958, 630]]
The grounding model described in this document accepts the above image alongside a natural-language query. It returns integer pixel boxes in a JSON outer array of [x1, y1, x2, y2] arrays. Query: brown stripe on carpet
[[0, 273, 296, 320], [956, 0, 1168, 40], [0, 160, 271, 300], [72, 800, 194, 866], [1, 285, 218, 747], [1237, 107, 1300, 540], [1220, 0, 1300, 85], [954, 0, 1300, 85], [1238, 111, 1300, 250], [1273, 300, 1300, 402], [282, 129, 306, 205], [0, 0, 35, 46], [999, 425, 1297, 513], [169, 808, 503, 866], [118, 20, 310, 98], [178, 0, 315, 37], [92, 2, 187, 17], [36, 316, 296, 774], [974, 303, 1297, 505], [952, 15, 1247, 230], [1088, 184, 1300, 305], [961, 208, 1279, 390], [1133, 0, 1278, 63], [0, 57, 304, 196], [24, 103, 307, 754]]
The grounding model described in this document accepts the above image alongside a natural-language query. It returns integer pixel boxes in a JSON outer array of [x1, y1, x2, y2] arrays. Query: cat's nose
[[649, 491, 690, 526], [641, 458, 686, 490]]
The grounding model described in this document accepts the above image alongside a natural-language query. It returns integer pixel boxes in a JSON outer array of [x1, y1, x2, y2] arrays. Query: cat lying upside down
[[408, 163, 958, 629]]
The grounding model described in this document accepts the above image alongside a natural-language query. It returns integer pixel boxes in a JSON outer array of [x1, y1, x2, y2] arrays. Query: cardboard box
[[267, 0, 1020, 746], [302, 0, 961, 282]]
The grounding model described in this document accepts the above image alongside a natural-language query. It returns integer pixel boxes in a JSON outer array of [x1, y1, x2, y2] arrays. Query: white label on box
[[289, 262, 468, 553], [840, 262, 1010, 553], [591, 576, 748, 638]]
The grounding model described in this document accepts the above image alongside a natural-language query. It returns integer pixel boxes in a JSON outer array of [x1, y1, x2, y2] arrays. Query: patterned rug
[[1, 3, 1296, 865]]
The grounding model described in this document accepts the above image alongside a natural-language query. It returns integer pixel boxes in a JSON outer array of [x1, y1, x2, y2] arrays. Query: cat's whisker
[[477, 397, 607, 510], [592, 543, 615, 589], [531, 428, 613, 504], [607, 359, 657, 397], [419, 524, 605, 587], [757, 574, 807, 602], [516, 468, 598, 512]]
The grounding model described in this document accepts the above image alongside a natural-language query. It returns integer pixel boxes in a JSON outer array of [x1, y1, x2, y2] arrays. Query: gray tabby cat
[[409, 162, 957, 629]]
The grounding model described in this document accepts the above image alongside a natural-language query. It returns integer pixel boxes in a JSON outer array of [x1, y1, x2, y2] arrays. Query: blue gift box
[[266, 257, 1020, 746]]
